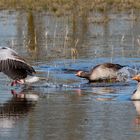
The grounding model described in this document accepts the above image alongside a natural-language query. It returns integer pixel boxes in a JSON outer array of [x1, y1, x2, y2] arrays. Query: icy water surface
[[0, 10, 140, 140]]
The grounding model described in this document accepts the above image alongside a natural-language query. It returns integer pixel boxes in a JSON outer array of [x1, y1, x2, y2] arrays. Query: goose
[[131, 74, 140, 100], [75, 63, 124, 82], [0, 47, 36, 86], [11, 90, 39, 101]]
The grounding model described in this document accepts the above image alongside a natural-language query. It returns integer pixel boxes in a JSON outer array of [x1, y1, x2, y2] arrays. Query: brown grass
[[0, 0, 140, 15]]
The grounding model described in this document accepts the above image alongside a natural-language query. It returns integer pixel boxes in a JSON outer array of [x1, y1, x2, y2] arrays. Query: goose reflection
[[74, 84, 118, 98], [0, 88, 39, 130], [11, 89, 39, 102], [132, 101, 140, 125]]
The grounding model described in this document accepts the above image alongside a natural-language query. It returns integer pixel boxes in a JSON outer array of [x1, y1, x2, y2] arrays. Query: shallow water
[[0, 10, 140, 140]]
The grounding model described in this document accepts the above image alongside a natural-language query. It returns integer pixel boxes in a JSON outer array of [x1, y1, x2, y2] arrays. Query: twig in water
[[71, 39, 79, 60], [45, 31, 48, 49], [63, 25, 69, 54], [137, 38, 140, 46], [35, 29, 37, 45], [121, 35, 125, 42], [53, 23, 57, 48]]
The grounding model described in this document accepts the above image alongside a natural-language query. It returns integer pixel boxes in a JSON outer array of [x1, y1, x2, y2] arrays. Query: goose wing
[[102, 63, 124, 70], [91, 63, 123, 72], [0, 47, 35, 80]]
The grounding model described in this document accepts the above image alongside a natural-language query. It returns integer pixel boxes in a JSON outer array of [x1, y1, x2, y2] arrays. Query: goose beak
[[75, 71, 83, 76], [75, 73, 79, 76], [132, 75, 140, 81]]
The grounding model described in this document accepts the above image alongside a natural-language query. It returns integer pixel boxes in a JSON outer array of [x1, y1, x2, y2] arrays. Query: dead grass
[[0, 0, 140, 15]]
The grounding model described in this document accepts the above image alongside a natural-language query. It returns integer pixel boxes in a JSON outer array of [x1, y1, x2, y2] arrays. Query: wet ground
[[0, 10, 140, 140]]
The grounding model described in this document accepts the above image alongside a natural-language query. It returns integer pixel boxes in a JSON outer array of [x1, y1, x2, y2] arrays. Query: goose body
[[76, 63, 124, 82], [0, 47, 35, 86], [131, 75, 140, 100]]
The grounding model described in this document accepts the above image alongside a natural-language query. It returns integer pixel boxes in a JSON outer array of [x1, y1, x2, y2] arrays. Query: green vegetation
[[1, 0, 140, 15]]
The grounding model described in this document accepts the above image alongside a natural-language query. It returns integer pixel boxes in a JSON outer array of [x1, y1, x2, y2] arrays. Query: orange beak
[[75, 71, 83, 76], [132, 75, 140, 81]]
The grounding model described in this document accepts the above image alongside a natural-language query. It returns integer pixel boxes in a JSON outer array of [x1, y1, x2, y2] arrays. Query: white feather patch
[[25, 76, 40, 83]]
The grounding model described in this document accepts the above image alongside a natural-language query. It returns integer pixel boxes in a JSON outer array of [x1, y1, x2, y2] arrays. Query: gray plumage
[[0, 47, 35, 80], [76, 63, 124, 82]]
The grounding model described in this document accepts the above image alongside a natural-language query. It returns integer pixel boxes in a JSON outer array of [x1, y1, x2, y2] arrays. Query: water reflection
[[0, 89, 38, 115], [133, 101, 140, 126], [0, 10, 140, 61], [27, 11, 37, 53], [0, 88, 39, 135]]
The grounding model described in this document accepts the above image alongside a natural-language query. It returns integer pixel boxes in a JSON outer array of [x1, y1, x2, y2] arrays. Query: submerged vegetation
[[1, 0, 140, 15]]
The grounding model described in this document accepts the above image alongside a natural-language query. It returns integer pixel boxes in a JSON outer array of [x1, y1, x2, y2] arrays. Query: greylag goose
[[131, 74, 140, 100], [76, 63, 124, 82], [0, 47, 35, 86]]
